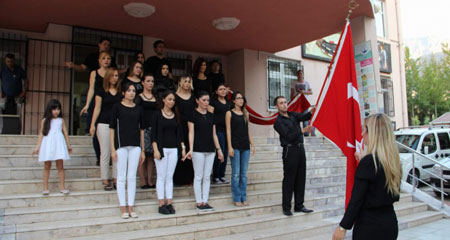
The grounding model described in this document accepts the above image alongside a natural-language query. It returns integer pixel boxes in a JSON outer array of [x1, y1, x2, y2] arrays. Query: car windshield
[[396, 134, 421, 153]]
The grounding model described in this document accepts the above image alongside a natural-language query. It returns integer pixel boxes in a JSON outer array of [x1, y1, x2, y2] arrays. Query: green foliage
[[405, 44, 450, 125]]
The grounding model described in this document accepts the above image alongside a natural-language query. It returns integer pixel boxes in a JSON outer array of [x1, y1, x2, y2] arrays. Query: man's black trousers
[[282, 143, 306, 211]]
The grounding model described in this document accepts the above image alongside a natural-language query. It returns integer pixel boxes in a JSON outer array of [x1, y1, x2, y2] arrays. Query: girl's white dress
[[38, 118, 70, 162]]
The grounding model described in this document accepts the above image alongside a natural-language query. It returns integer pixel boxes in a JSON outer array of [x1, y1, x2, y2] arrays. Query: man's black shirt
[[273, 111, 312, 147]]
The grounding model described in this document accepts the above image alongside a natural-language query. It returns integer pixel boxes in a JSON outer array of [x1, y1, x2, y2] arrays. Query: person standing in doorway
[[143, 40, 172, 78], [207, 60, 225, 94], [290, 69, 315, 137], [192, 58, 212, 95], [273, 96, 315, 216]]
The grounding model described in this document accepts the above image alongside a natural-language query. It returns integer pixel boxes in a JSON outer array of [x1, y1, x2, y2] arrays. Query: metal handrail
[[396, 141, 449, 208]]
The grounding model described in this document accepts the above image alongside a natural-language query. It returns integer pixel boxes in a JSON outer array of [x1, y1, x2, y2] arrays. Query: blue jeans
[[230, 149, 250, 202], [213, 131, 228, 178]]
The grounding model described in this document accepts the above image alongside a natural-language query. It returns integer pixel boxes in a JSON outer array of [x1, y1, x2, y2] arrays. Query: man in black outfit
[[273, 96, 314, 216], [143, 40, 172, 78], [65, 37, 118, 72]]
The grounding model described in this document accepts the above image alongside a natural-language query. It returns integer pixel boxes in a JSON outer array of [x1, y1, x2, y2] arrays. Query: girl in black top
[[192, 57, 212, 95], [208, 84, 231, 184], [226, 91, 255, 207], [121, 61, 144, 96], [185, 91, 224, 211], [173, 75, 195, 186], [109, 82, 145, 219], [90, 68, 122, 191], [136, 74, 158, 189], [151, 91, 186, 215], [333, 113, 402, 240], [154, 63, 175, 99]]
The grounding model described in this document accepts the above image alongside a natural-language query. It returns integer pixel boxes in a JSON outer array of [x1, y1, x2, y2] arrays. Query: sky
[[400, 0, 450, 58], [401, 0, 450, 40]]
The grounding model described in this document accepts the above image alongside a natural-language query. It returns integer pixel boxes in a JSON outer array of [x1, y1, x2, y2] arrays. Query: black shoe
[[283, 210, 293, 216], [204, 203, 214, 212], [294, 206, 314, 213], [197, 205, 207, 212], [166, 204, 176, 214], [149, 184, 156, 189], [159, 205, 170, 215], [140, 185, 150, 189], [219, 177, 229, 184]]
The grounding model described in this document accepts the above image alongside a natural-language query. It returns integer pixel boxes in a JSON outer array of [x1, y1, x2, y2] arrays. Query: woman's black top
[[96, 88, 122, 124], [340, 154, 400, 230], [175, 94, 196, 152], [109, 103, 144, 149], [121, 77, 143, 95], [193, 77, 212, 95], [207, 72, 225, 92], [154, 75, 175, 97], [188, 110, 215, 153], [210, 98, 230, 133], [151, 110, 183, 158], [230, 110, 250, 150], [94, 70, 104, 95], [135, 95, 157, 128]]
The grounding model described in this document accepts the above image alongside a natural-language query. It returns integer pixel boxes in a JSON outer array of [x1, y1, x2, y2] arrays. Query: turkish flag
[[310, 21, 363, 207]]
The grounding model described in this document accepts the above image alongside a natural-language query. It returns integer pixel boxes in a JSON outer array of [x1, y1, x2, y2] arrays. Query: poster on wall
[[354, 41, 378, 120], [378, 41, 392, 73], [301, 32, 340, 62]]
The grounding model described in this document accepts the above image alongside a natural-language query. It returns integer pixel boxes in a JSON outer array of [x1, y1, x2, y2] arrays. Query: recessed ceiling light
[[212, 17, 240, 30], [123, 2, 155, 18]]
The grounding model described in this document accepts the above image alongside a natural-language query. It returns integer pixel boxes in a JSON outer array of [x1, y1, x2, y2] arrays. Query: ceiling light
[[212, 17, 240, 30], [124, 2, 155, 18]]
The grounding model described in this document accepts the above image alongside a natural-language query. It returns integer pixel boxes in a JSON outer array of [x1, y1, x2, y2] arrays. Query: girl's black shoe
[[166, 204, 176, 214], [159, 205, 170, 215]]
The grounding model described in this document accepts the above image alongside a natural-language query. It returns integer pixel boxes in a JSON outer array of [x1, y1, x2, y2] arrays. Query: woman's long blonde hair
[[103, 67, 121, 92], [176, 75, 194, 93], [365, 113, 402, 196]]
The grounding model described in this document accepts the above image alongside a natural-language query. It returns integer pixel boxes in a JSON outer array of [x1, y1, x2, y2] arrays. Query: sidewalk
[[398, 218, 450, 240]]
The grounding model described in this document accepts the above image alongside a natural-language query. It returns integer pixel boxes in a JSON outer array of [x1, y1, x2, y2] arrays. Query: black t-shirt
[[230, 111, 250, 150], [121, 78, 144, 96], [83, 52, 118, 72], [94, 70, 104, 95], [154, 76, 175, 96], [188, 110, 215, 153], [193, 77, 212, 95], [143, 56, 172, 75], [109, 103, 144, 149], [207, 72, 225, 92], [96, 88, 122, 124], [211, 98, 230, 132], [136, 95, 157, 128]]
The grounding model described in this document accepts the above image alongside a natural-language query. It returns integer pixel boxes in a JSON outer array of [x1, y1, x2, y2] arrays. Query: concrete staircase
[[0, 135, 444, 240]]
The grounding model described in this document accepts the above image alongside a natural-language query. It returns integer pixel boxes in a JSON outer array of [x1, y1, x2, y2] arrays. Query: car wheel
[[406, 169, 420, 188]]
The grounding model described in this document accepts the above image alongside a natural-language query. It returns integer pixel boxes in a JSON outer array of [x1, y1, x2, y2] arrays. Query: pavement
[[398, 218, 450, 240]]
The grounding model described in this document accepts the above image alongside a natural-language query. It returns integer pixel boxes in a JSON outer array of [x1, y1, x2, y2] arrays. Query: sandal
[[242, 201, 250, 206], [234, 202, 243, 207], [104, 183, 113, 191], [129, 212, 138, 218], [60, 189, 70, 195], [42, 190, 50, 195], [121, 212, 130, 219]]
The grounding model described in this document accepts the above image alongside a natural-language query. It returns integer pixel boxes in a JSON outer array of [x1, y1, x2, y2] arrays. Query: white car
[[430, 157, 450, 196], [395, 127, 450, 186]]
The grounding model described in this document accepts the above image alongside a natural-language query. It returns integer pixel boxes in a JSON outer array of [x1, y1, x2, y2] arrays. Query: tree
[[405, 44, 450, 125]]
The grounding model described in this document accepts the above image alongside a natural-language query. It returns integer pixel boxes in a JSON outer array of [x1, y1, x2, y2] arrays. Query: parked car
[[395, 126, 450, 186], [430, 157, 450, 196]]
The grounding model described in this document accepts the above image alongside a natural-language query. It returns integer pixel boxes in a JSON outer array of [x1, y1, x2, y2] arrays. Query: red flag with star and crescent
[[310, 21, 363, 207]]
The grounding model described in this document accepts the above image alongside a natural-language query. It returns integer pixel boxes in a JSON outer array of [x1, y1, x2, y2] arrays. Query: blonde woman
[[333, 113, 402, 240]]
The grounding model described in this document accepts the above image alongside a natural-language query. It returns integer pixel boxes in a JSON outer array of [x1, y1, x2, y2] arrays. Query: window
[[267, 56, 301, 109], [381, 76, 394, 117], [166, 52, 192, 77], [421, 134, 437, 154], [438, 132, 450, 150], [373, 0, 387, 38], [396, 134, 421, 152]]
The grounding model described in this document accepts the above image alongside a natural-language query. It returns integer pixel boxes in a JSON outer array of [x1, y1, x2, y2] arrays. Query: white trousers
[[192, 152, 216, 203], [155, 148, 178, 200], [116, 146, 141, 206], [97, 123, 117, 180]]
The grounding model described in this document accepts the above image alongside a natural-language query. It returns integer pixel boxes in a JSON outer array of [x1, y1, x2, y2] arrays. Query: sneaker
[[159, 205, 171, 215], [219, 177, 229, 184], [166, 204, 176, 214], [213, 178, 223, 184], [204, 203, 215, 212], [197, 205, 208, 212]]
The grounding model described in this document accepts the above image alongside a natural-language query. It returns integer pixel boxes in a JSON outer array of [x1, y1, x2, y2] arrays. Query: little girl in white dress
[[33, 99, 72, 195]]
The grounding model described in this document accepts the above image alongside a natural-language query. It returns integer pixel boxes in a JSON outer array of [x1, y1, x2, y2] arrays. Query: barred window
[[381, 76, 394, 117], [267, 56, 301, 109]]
